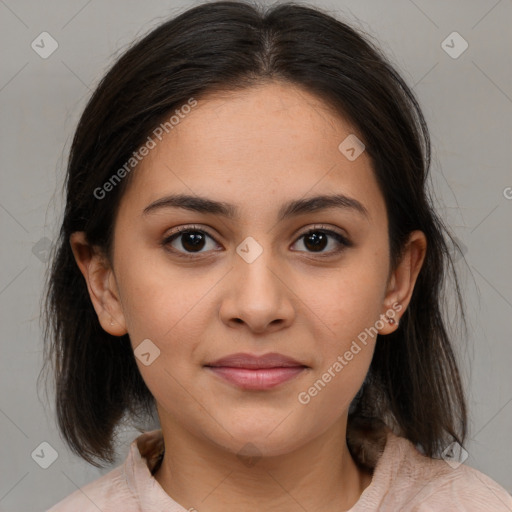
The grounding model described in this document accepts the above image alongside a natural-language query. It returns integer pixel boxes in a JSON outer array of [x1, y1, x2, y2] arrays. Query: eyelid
[[296, 224, 350, 242], [164, 223, 349, 240], [167, 224, 215, 238]]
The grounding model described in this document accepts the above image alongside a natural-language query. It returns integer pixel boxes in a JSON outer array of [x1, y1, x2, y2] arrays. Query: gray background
[[1, 0, 511, 510]]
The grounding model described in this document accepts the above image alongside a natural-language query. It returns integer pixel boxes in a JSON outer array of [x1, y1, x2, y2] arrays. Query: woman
[[42, 1, 512, 510]]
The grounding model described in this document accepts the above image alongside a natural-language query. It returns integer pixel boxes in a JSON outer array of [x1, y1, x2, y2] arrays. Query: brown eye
[[292, 228, 351, 255], [173, 230, 207, 252], [303, 231, 329, 252], [162, 226, 220, 258]]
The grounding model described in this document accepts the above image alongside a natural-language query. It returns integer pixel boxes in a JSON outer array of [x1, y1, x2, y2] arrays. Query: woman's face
[[84, 82, 419, 457]]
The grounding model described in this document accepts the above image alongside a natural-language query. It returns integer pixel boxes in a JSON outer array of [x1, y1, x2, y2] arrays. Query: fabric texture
[[47, 428, 512, 511]]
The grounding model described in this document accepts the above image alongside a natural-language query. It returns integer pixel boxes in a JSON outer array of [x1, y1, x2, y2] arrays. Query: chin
[[210, 425, 310, 460]]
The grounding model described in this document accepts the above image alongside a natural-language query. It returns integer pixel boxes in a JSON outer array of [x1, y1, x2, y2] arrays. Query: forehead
[[118, 81, 386, 224]]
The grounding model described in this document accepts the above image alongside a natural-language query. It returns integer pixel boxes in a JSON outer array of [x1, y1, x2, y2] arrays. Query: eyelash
[[161, 224, 352, 260]]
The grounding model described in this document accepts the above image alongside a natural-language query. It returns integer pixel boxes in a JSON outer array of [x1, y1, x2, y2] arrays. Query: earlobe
[[69, 231, 128, 337], [378, 230, 427, 335], [377, 300, 402, 335]]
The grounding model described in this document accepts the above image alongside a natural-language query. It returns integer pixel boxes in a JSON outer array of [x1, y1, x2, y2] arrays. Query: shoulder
[[45, 429, 168, 512], [354, 431, 512, 511], [45, 464, 138, 512], [396, 452, 512, 511]]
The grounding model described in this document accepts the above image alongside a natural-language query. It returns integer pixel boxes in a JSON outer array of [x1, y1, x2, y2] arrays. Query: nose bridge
[[234, 235, 281, 298], [220, 234, 294, 331]]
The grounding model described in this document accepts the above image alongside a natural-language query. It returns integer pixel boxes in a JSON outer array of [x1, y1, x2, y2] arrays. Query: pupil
[[305, 232, 327, 252]]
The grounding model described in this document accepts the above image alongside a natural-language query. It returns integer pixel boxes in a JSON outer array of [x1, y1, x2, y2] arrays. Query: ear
[[69, 231, 128, 337], [377, 230, 427, 335]]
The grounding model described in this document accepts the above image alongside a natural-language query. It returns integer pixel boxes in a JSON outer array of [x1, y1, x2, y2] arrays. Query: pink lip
[[206, 367, 306, 390], [205, 352, 308, 390]]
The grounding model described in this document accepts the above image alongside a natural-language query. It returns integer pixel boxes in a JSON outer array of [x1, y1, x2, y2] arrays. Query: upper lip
[[205, 352, 307, 369]]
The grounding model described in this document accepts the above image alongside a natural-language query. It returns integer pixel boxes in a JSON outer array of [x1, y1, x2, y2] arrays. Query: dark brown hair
[[40, 0, 468, 468]]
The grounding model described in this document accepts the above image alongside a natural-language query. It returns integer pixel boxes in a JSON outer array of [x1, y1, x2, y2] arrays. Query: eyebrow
[[142, 193, 369, 221]]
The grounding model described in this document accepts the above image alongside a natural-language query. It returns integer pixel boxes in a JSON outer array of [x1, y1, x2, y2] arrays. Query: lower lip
[[206, 366, 307, 390]]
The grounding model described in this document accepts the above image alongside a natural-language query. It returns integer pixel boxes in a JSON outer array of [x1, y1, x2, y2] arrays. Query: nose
[[219, 247, 295, 334]]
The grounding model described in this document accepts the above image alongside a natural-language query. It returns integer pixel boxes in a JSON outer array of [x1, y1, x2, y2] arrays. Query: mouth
[[204, 352, 309, 390]]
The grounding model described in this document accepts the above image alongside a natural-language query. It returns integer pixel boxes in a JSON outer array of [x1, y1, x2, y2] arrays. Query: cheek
[[115, 247, 215, 342], [295, 263, 382, 418], [115, 252, 216, 401], [304, 255, 387, 336], [293, 250, 386, 403]]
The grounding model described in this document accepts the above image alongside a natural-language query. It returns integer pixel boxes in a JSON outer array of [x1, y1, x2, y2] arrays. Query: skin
[[70, 81, 426, 511]]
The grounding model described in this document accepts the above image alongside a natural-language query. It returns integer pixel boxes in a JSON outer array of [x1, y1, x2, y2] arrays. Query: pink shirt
[[47, 428, 512, 511]]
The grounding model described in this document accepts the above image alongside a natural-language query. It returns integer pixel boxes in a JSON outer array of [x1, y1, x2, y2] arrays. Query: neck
[[153, 417, 373, 512]]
